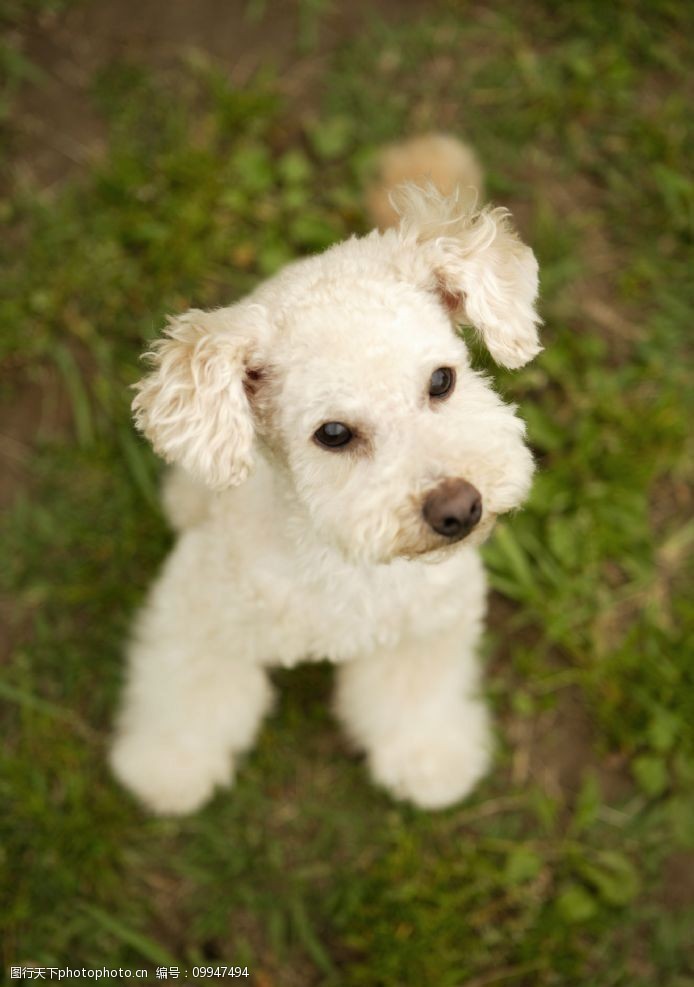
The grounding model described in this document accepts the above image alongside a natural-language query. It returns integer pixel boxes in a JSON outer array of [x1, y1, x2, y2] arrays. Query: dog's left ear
[[396, 185, 541, 369], [132, 303, 267, 490]]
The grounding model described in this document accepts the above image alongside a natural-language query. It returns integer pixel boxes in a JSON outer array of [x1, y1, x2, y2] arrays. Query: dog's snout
[[422, 479, 482, 540]]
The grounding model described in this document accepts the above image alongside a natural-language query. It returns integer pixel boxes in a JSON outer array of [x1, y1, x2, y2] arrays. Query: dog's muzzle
[[422, 478, 482, 541]]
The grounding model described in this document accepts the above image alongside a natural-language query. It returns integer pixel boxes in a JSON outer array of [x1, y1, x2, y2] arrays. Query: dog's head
[[133, 186, 540, 563]]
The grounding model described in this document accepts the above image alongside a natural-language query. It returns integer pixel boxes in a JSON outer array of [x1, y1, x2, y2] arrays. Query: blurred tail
[[366, 133, 484, 231]]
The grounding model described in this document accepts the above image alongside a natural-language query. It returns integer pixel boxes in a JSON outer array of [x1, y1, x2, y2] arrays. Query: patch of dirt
[[508, 686, 633, 804], [10, 0, 424, 188], [488, 595, 633, 808], [660, 851, 694, 910], [0, 364, 73, 509]]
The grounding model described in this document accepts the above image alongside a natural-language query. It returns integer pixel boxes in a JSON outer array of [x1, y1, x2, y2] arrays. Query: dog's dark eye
[[429, 367, 455, 399], [314, 422, 353, 449]]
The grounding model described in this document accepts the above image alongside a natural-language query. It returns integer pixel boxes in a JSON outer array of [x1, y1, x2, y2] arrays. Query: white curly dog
[[110, 135, 541, 815]]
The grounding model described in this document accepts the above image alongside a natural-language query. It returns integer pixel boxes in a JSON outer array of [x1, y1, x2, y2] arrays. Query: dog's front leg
[[334, 625, 491, 810], [110, 533, 274, 816]]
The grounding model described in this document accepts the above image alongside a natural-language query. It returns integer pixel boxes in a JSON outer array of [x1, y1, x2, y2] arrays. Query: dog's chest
[[243, 544, 484, 666], [211, 469, 486, 666]]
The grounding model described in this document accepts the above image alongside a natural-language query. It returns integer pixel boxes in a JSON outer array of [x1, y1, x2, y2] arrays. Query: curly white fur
[[110, 137, 541, 814]]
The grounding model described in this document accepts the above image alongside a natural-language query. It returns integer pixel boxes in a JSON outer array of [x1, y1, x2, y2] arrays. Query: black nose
[[422, 479, 482, 540]]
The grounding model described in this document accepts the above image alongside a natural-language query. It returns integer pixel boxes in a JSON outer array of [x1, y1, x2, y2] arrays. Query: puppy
[[110, 135, 541, 815]]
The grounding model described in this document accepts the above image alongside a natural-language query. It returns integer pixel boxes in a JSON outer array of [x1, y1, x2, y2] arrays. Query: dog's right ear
[[132, 304, 266, 490]]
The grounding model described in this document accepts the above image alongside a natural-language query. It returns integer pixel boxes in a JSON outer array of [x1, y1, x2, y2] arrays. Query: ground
[[1, 1, 693, 985]]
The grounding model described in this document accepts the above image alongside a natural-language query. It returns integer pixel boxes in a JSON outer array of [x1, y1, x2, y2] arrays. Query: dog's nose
[[422, 479, 482, 540]]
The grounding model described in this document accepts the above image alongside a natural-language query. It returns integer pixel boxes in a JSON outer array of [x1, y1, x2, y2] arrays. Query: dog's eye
[[314, 422, 353, 449], [429, 367, 455, 399]]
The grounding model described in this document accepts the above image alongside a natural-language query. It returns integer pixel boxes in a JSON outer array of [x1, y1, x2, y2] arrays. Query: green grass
[[1, 1, 693, 984]]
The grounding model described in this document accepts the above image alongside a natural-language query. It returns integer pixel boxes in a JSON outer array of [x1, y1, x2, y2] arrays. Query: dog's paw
[[109, 732, 233, 816], [369, 721, 491, 810]]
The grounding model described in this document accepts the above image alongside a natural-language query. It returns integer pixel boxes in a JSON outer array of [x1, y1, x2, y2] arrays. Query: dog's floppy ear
[[396, 185, 541, 369], [132, 304, 266, 489]]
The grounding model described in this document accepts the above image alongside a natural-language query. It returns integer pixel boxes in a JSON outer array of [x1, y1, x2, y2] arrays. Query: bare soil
[[11, 0, 424, 187]]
